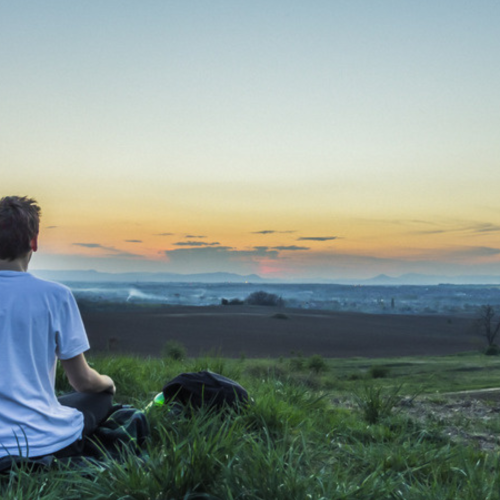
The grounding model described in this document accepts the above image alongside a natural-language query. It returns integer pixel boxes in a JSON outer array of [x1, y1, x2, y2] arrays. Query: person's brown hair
[[0, 196, 41, 261]]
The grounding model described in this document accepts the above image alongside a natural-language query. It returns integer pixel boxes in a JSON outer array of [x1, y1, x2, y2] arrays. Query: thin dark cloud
[[173, 241, 220, 247], [387, 219, 442, 227], [73, 242, 142, 258], [467, 223, 500, 234], [240, 246, 279, 258], [155, 232, 174, 236], [185, 234, 206, 238], [252, 230, 296, 235], [165, 245, 279, 260], [444, 246, 500, 259], [272, 245, 310, 251], [411, 229, 447, 235], [45, 225, 58, 229], [107, 251, 143, 258], [404, 219, 500, 236], [125, 239, 142, 243], [414, 245, 500, 262], [297, 236, 337, 242], [73, 243, 104, 249]]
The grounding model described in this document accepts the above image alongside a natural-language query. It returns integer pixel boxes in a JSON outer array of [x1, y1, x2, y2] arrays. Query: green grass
[[4, 352, 500, 499]]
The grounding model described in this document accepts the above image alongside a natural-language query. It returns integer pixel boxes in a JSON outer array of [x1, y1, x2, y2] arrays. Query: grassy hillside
[[3, 352, 500, 499]]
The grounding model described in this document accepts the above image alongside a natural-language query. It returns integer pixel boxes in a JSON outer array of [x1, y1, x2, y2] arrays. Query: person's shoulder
[[27, 273, 73, 296]]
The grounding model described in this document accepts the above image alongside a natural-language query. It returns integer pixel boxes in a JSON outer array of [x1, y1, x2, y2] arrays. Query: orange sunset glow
[[2, 2, 500, 281]]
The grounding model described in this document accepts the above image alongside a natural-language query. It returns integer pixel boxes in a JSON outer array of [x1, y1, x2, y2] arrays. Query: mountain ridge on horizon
[[352, 273, 500, 285], [30, 269, 265, 283], [29, 269, 500, 285]]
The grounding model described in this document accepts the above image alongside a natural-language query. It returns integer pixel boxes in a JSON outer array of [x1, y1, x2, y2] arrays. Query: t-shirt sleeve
[[55, 289, 91, 360]]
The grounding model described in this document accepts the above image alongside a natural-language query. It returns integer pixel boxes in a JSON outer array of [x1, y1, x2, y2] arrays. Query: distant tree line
[[221, 291, 284, 307]]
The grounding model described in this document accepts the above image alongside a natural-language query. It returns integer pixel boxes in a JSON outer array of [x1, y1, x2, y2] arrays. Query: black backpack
[[162, 371, 249, 411]]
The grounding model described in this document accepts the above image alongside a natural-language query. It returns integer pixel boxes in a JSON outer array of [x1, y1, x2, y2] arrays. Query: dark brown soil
[[81, 305, 479, 358]]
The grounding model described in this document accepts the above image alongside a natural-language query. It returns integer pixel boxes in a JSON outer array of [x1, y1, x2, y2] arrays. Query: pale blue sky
[[2, 1, 500, 279]]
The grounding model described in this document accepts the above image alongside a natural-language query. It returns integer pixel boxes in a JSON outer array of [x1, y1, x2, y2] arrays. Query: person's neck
[[0, 254, 31, 272]]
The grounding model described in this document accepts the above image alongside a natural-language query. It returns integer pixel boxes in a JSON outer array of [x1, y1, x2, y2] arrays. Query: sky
[[2, 1, 500, 281]]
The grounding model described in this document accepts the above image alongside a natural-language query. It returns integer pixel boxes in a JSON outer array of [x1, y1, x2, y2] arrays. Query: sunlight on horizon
[[2, 1, 500, 280]]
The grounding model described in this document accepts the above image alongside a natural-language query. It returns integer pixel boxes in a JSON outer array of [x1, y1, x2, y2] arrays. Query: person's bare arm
[[61, 353, 116, 394]]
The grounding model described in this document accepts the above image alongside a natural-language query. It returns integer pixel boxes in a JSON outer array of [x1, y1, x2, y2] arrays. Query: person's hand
[[102, 376, 116, 395]]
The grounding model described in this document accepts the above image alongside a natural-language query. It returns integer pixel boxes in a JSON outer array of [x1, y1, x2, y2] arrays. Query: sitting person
[[0, 195, 116, 459]]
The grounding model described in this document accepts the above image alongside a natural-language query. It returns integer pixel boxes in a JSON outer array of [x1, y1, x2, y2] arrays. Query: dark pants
[[52, 392, 114, 458]]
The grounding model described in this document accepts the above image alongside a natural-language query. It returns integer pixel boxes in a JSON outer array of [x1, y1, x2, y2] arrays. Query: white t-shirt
[[0, 271, 90, 458]]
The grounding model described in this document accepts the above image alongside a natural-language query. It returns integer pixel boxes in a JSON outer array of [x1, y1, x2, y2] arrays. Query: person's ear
[[30, 234, 39, 252]]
